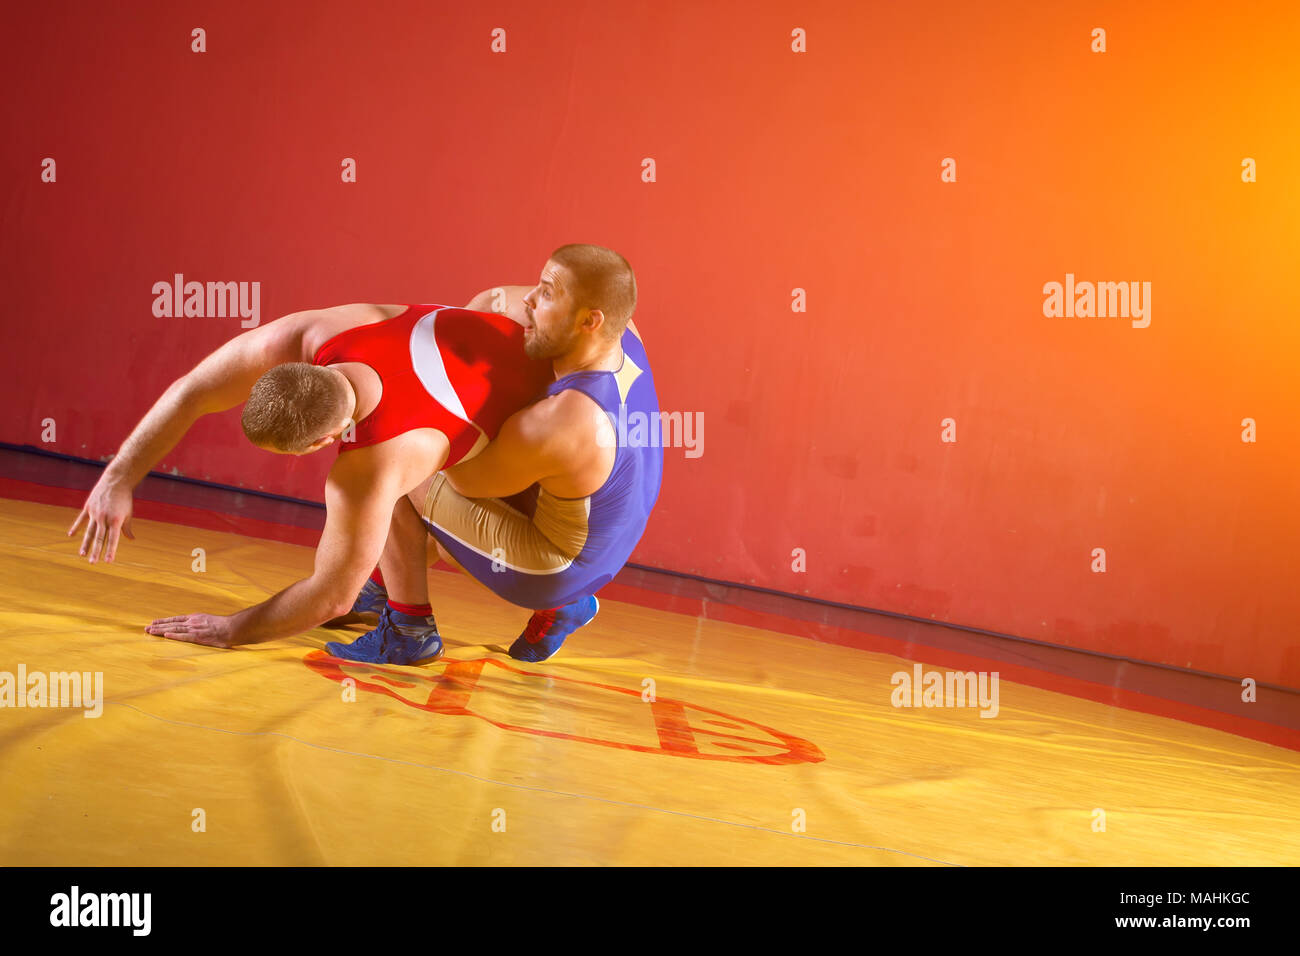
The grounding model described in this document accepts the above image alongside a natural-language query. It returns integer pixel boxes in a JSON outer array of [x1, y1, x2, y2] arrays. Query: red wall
[[3, 1, 1298, 687]]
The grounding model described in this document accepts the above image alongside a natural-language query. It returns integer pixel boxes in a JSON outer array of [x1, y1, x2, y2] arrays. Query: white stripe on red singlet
[[408, 307, 472, 424]]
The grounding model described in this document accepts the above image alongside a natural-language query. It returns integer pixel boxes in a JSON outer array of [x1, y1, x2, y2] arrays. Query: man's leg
[[416, 473, 602, 662], [327, 473, 602, 664], [382, 479, 518, 602], [321, 496, 429, 628], [323, 487, 444, 665], [378, 496, 434, 606], [426, 512, 541, 606]]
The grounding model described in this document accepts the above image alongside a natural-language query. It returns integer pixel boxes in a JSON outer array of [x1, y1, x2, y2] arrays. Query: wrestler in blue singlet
[[425, 324, 663, 611]]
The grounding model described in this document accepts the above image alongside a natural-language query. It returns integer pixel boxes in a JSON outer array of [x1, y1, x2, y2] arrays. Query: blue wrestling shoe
[[325, 604, 444, 665], [508, 595, 599, 663], [323, 576, 388, 628]]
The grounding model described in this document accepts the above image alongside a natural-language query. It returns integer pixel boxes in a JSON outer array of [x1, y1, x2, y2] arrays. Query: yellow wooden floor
[[1, 495, 1297, 866]]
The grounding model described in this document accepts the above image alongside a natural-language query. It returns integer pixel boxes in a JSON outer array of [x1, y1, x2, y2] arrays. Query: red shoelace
[[522, 608, 560, 644]]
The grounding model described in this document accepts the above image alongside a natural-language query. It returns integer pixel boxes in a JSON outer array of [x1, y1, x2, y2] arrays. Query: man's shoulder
[[299, 304, 406, 360], [515, 388, 605, 444], [537, 386, 604, 421]]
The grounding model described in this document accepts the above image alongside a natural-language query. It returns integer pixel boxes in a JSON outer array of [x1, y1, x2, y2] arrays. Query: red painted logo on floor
[[304, 651, 824, 764]]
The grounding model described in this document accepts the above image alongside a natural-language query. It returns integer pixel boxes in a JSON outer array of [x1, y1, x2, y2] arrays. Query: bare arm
[[69, 303, 386, 563], [146, 450, 402, 646], [106, 315, 309, 487], [444, 391, 612, 500]]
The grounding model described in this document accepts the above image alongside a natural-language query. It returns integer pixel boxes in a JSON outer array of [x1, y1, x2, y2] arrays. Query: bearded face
[[523, 261, 586, 360], [523, 310, 582, 359]]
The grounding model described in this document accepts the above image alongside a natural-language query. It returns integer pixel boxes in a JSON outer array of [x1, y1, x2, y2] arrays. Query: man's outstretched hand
[[146, 614, 241, 648], [68, 474, 136, 563]]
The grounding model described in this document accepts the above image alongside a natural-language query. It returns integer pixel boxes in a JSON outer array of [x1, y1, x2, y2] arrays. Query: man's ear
[[583, 308, 606, 334], [304, 435, 336, 453]]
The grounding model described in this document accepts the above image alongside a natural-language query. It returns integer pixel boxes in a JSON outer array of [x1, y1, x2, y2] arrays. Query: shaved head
[[548, 243, 637, 339], [241, 363, 351, 453]]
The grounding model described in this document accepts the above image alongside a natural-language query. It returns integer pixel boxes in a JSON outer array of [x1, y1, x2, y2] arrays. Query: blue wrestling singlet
[[423, 323, 663, 610]]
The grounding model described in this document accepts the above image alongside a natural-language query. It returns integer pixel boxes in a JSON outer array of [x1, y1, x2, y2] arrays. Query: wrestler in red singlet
[[312, 305, 553, 465]]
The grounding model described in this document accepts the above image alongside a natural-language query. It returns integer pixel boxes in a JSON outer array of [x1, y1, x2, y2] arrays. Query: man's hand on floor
[[145, 613, 240, 648]]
